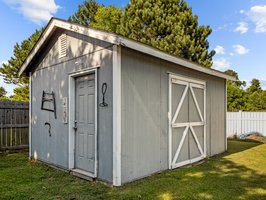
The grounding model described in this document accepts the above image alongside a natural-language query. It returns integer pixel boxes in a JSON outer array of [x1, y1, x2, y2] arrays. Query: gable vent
[[59, 34, 67, 58]]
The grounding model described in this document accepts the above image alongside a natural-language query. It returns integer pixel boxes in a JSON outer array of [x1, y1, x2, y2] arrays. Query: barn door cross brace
[[171, 124, 204, 166], [172, 84, 204, 126]]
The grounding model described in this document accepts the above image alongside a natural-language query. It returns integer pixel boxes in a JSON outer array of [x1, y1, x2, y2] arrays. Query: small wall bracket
[[44, 122, 51, 137]]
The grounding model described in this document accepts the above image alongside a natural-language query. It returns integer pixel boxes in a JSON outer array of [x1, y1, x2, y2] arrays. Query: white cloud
[[240, 10, 245, 14], [212, 58, 231, 70], [233, 45, 249, 55], [249, 5, 266, 33], [4, 0, 60, 25], [234, 22, 249, 34], [214, 45, 225, 55]]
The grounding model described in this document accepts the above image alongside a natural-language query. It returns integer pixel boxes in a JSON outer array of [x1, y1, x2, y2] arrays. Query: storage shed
[[19, 18, 235, 186]]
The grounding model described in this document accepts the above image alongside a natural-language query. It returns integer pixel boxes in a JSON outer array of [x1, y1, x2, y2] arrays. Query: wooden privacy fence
[[0, 101, 29, 150], [227, 111, 266, 138]]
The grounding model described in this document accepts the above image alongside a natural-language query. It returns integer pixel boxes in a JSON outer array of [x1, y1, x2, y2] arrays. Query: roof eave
[[19, 18, 236, 82]]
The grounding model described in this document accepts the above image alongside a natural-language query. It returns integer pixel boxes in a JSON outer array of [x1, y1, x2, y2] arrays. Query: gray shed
[[19, 18, 235, 186]]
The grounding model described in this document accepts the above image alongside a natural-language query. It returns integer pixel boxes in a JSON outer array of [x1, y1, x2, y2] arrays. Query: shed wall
[[31, 29, 113, 182], [121, 47, 226, 183]]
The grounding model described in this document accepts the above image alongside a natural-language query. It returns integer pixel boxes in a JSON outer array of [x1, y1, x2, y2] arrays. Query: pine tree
[[68, 0, 100, 26], [120, 0, 215, 67], [90, 5, 122, 33], [10, 86, 29, 102], [245, 79, 266, 111], [69, 1, 122, 33], [0, 29, 42, 87], [0, 87, 7, 97], [247, 79, 261, 94]]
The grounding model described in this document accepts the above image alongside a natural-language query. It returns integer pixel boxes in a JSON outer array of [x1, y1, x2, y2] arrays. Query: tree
[[226, 82, 247, 111], [245, 90, 266, 111], [0, 87, 7, 97], [0, 30, 42, 86], [120, 0, 215, 67], [0, 29, 42, 101], [247, 79, 261, 94], [245, 79, 266, 111], [69, 1, 122, 33], [90, 5, 122, 33], [224, 70, 246, 111], [9, 86, 29, 102], [224, 69, 246, 87], [0, 87, 9, 101], [68, 0, 100, 26]]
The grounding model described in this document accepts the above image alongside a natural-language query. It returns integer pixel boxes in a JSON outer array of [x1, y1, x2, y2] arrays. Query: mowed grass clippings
[[0, 140, 266, 200]]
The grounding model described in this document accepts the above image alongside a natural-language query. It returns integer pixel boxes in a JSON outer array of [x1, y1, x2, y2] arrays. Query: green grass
[[1, 140, 266, 200]]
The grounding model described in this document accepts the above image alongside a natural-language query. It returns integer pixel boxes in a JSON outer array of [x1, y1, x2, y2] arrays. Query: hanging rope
[[100, 82, 108, 107]]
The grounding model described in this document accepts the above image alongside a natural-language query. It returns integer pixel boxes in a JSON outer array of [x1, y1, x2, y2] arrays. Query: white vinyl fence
[[227, 111, 266, 138]]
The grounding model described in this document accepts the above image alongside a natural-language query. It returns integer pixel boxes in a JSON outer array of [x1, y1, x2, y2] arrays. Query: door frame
[[168, 73, 206, 169], [68, 68, 98, 178]]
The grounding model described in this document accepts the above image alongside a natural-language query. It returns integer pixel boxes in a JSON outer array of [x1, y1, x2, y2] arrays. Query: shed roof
[[19, 18, 236, 81]]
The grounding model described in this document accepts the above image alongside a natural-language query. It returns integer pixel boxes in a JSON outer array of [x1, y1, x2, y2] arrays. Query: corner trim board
[[112, 45, 122, 186], [225, 80, 228, 150], [29, 72, 32, 158], [168, 75, 172, 169]]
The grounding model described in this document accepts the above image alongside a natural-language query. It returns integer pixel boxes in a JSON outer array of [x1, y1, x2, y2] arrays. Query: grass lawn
[[0, 140, 266, 200]]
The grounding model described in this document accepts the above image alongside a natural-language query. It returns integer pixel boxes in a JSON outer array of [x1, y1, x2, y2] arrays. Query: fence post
[[236, 110, 242, 136], [240, 110, 242, 134]]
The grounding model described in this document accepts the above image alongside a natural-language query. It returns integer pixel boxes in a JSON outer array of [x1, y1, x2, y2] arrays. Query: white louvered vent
[[59, 34, 67, 58]]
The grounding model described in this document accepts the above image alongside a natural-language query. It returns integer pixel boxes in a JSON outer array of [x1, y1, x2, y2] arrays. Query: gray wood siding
[[121, 47, 226, 184], [31, 30, 113, 182]]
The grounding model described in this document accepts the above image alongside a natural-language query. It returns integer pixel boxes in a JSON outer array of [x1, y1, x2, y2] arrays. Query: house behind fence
[[0, 101, 29, 150], [227, 111, 266, 137]]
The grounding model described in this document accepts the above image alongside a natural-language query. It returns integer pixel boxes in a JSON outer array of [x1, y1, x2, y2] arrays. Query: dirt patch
[[245, 134, 266, 143]]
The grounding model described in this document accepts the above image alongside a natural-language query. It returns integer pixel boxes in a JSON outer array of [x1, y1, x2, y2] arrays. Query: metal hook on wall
[[99, 82, 108, 107], [44, 122, 51, 137]]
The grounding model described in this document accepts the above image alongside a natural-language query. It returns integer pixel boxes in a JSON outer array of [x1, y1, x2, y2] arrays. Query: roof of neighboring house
[[19, 18, 236, 81]]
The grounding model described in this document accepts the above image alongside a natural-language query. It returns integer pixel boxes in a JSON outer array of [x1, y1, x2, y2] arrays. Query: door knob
[[73, 120, 77, 131]]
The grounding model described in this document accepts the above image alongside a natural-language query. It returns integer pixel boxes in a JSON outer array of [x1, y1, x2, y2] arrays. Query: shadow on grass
[[112, 140, 266, 200], [226, 139, 262, 154]]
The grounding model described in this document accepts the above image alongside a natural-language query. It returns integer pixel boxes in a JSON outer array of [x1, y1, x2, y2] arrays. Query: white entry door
[[169, 74, 206, 169], [75, 74, 97, 175]]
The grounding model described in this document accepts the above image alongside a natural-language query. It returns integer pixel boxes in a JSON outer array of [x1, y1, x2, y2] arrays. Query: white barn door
[[169, 74, 206, 169]]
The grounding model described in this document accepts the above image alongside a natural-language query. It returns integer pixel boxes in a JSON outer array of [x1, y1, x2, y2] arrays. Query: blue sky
[[0, 0, 266, 94]]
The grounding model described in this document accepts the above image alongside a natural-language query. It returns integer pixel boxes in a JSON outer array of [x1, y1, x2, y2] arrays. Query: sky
[[0, 0, 266, 95]]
